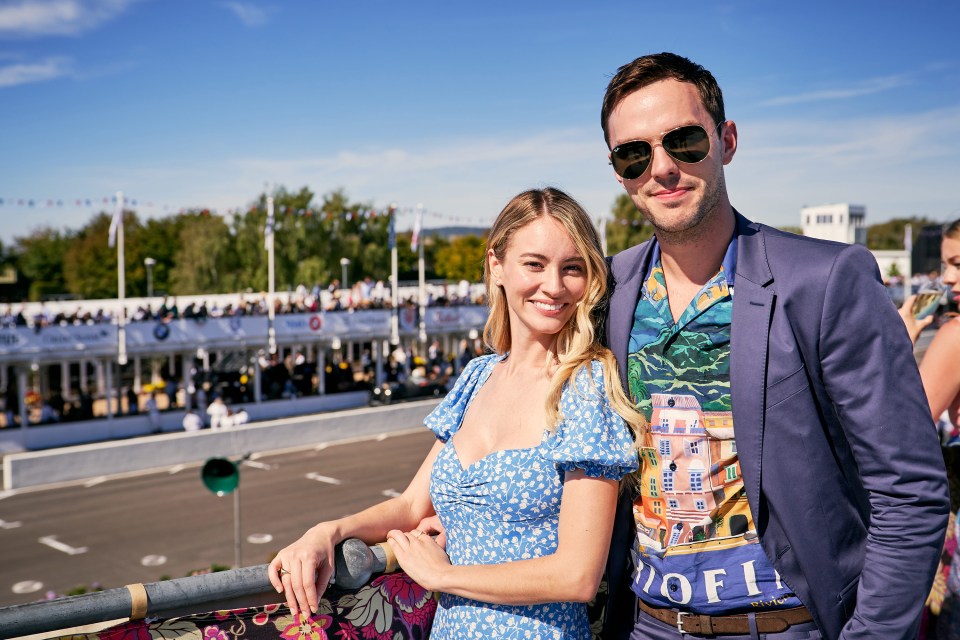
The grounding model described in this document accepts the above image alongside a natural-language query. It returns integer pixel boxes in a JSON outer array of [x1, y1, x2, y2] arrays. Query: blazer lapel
[[730, 214, 774, 515], [609, 241, 655, 387]]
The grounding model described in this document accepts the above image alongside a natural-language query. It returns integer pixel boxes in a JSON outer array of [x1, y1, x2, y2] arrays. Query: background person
[[900, 219, 960, 638], [269, 188, 644, 639]]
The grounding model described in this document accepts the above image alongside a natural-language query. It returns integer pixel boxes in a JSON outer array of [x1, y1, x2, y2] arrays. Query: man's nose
[[648, 143, 680, 180]]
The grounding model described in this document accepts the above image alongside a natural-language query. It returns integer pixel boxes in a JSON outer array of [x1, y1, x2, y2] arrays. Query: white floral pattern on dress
[[425, 354, 639, 639]]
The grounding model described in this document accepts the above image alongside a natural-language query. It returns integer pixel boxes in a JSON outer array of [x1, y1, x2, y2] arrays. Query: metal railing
[[0, 538, 395, 638], [0, 564, 281, 638]]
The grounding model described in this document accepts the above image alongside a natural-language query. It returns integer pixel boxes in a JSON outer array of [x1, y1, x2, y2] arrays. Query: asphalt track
[[0, 428, 436, 608]]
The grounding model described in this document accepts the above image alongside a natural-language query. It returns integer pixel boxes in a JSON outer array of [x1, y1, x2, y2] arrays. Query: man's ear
[[720, 120, 738, 165]]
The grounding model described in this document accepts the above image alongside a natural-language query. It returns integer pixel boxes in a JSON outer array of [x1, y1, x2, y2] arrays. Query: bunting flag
[[0, 193, 486, 232], [264, 214, 274, 251], [411, 206, 423, 251], [108, 193, 123, 248]]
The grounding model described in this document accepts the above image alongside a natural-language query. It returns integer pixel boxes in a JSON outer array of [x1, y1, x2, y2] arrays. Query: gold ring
[[279, 568, 291, 577], [412, 530, 423, 539]]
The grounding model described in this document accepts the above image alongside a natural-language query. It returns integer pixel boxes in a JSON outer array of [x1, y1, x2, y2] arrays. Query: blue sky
[[1, 0, 959, 244]]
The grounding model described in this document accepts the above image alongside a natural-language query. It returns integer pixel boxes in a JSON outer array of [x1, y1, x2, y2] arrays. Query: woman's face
[[942, 235, 960, 300], [489, 216, 588, 346]]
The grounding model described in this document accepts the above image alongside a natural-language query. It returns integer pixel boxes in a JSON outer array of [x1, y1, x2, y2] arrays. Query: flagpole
[[416, 203, 426, 346], [116, 191, 128, 367], [903, 223, 913, 299], [266, 196, 277, 355], [389, 205, 399, 346]]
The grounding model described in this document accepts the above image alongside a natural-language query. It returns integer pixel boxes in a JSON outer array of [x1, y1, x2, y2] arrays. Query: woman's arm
[[919, 319, 960, 418], [388, 469, 618, 605], [269, 439, 444, 617]]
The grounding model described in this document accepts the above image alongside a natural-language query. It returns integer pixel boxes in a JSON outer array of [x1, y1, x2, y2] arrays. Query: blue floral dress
[[425, 354, 639, 639]]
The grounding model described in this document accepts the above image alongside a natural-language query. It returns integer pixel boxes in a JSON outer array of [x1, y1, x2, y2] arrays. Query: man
[[601, 52, 949, 639], [182, 408, 203, 432]]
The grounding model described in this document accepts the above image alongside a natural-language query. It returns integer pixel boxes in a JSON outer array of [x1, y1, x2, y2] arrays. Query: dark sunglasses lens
[[663, 125, 711, 163], [612, 141, 651, 179]]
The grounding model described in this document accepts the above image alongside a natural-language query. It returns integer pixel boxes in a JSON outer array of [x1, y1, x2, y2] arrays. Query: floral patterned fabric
[[424, 354, 638, 639], [59, 572, 436, 640]]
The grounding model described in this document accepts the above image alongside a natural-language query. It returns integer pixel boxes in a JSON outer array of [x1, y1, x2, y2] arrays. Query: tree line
[[0, 187, 488, 302], [0, 188, 942, 303]]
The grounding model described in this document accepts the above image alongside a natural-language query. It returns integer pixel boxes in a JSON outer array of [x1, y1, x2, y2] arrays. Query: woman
[[268, 187, 644, 639], [900, 219, 960, 430], [900, 219, 960, 638]]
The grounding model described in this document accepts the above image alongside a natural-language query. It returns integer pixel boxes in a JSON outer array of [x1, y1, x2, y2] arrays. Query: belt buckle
[[676, 611, 691, 634]]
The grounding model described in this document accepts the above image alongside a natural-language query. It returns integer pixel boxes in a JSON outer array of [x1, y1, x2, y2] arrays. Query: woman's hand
[[268, 524, 338, 618], [414, 514, 446, 548], [898, 294, 935, 345], [387, 528, 451, 592]]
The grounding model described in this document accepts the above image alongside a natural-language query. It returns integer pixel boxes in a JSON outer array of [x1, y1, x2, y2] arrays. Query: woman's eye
[[524, 261, 543, 269]]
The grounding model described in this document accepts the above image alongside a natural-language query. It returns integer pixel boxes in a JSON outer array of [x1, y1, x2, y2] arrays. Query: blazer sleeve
[[818, 244, 949, 639]]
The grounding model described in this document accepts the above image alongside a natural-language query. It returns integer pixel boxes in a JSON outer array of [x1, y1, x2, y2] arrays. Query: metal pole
[[340, 257, 350, 290], [317, 347, 326, 395], [0, 564, 279, 638], [234, 486, 242, 569], [266, 196, 277, 355], [904, 223, 913, 299], [417, 205, 427, 346], [17, 367, 28, 430], [389, 205, 399, 345], [105, 360, 114, 420], [116, 191, 128, 367], [145, 257, 155, 298]]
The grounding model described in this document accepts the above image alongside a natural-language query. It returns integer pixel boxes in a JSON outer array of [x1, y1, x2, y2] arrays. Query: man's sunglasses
[[609, 122, 724, 180]]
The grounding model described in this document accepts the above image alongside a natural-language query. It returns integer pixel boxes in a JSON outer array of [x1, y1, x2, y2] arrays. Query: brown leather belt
[[638, 600, 813, 635]]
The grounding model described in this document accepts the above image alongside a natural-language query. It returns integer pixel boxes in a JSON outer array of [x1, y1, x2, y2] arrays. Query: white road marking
[[314, 443, 328, 451], [375, 433, 388, 441], [12, 580, 43, 594], [305, 472, 342, 485], [248, 533, 273, 544], [84, 476, 107, 488], [242, 460, 272, 470], [38, 535, 88, 555], [169, 464, 185, 474], [381, 489, 401, 498], [0, 519, 22, 529], [0, 490, 15, 501], [141, 555, 167, 566]]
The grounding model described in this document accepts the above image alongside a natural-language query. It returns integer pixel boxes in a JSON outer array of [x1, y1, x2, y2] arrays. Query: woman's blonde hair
[[482, 187, 647, 448]]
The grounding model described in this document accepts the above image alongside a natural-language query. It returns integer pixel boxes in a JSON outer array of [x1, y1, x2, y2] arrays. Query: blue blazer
[[603, 213, 950, 639]]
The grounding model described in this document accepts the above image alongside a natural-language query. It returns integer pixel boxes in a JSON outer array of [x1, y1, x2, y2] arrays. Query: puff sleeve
[[543, 360, 639, 480], [423, 354, 500, 442]]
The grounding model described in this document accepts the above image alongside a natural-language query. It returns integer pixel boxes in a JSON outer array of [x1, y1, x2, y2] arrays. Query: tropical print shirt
[[627, 237, 801, 614]]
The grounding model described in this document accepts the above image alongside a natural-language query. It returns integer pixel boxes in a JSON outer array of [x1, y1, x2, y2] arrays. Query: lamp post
[[144, 257, 156, 298], [340, 257, 351, 290]]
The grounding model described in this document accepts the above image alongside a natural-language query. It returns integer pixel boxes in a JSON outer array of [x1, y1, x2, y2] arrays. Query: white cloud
[[760, 75, 910, 107], [0, 0, 136, 38], [726, 106, 960, 226], [5, 106, 959, 245], [0, 56, 70, 87], [221, 2, 267, 27]]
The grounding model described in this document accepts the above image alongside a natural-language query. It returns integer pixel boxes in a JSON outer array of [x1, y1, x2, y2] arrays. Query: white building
[[800, 203, 867, 245]]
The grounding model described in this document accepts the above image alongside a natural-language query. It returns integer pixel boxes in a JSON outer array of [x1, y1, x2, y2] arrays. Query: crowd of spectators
[[0, 277, 486, 330]]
